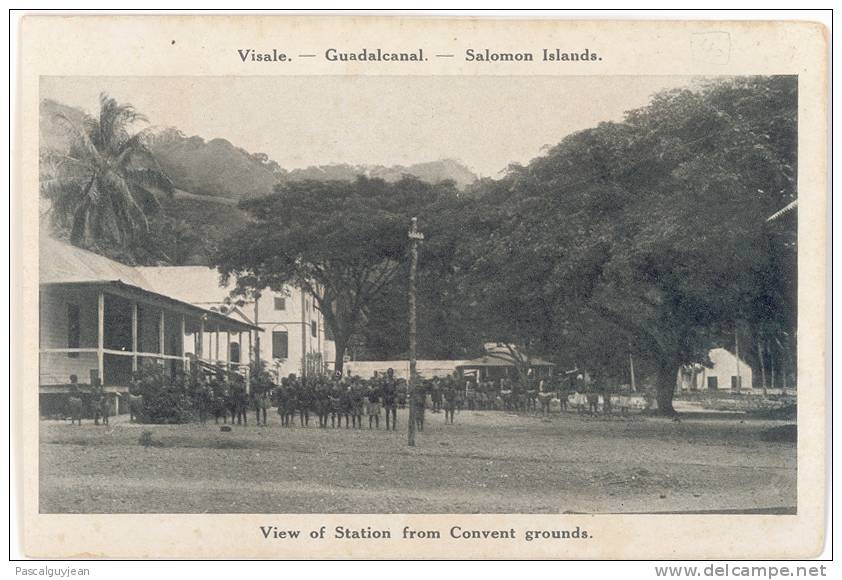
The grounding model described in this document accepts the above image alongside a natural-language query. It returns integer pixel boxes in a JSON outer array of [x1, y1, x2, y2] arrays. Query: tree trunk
[[655, 360, 678, 415], [332, 334, 350, 377], [758, 341, 767, 396]]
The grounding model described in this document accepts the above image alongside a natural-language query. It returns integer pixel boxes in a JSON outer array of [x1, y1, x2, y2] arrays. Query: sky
[[41, 75, 698, 177]]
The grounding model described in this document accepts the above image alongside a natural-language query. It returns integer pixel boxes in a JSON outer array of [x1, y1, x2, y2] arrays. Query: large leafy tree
[[456, 76, 796, 413], [214, 175, 460, 374], [357, 191, 482, 361], [41, 93, 174, 259]]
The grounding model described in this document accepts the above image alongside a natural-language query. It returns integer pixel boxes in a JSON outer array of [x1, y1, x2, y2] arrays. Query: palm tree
[[41, 93, 174, 254]]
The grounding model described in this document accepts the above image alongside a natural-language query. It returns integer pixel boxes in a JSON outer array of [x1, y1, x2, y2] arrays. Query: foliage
[[249, 359, 276, 392], [40, 93, 174, 259], [454, 76, 797, 413], [214, 175, 462, 373], [131, 362, 195, 424]]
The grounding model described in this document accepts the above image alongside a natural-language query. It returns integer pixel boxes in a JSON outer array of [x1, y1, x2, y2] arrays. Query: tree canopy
[[445, 76, 797, 412], [40, 93, 174, 262], [214, 175, 462, 374]]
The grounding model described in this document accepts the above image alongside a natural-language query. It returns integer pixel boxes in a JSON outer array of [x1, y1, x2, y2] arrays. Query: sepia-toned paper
[[13, 15, 828, 559]]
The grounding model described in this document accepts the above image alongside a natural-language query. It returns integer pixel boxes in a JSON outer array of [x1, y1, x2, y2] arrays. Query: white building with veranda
[[138, 266, 335, 380], [39, 237, 260, 416]]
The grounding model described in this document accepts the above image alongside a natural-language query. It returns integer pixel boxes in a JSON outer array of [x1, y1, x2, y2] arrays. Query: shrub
[[131, 362, 195, 424]]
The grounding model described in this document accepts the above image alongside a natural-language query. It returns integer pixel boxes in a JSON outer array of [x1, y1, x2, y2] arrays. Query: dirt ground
[[39, 408, 796, 514]]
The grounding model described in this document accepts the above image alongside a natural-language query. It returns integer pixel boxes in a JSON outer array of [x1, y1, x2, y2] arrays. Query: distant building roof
[[457, 355, 556, 368], [456, 343, 556, 368], [40, 237, 259, 332]]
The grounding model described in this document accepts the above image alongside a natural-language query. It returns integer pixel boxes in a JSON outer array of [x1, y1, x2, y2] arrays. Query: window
[[707, 376, 718, 390], [230, 342, 241, 363], [272, 331, 288, 359], [311, 320, 317, 338], [731, 376, 742, 390], [273, 297, 286, 311], [66, 303, 80, 358]]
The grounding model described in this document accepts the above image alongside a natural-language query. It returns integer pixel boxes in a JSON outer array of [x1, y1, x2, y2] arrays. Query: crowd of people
[[265, 369, 465, 431], [64, 362, 638, 426], [227, 369, 637, 430]]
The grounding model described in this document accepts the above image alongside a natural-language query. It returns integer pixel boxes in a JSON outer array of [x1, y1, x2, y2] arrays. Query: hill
[[41, 98, 479, 202], [40, 99, 88, 153], [283, 159, 477, 190], [39, 97, 477, 265], [147, 129, 282, 200]]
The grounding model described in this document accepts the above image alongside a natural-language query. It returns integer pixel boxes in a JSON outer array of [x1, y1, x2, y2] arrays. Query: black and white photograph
[[37, 73, 799, 515], [12, 12, 829, 562]]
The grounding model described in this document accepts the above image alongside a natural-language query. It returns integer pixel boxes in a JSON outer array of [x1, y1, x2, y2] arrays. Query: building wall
[[39, 286, 100, 385], [678, 348, 754, 391], [40, 286, 98, 349], [138, 266, 334, 378], [344, 360, 467, 380], [253, 288, 333, 379]]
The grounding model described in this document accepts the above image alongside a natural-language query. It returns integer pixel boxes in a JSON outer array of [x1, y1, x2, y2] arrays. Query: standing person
[[538, 379, 552, 416], [382, 368, 398, 431], [414, 380, 428, 432], [431, 379, 442, 413], [253, 383, 270, 426], [328, 380, 343, 428], [274, 380, 288, 427], [340, 382, 354, 429], [617, 385, 632, 417], [525, 373, 539, 414], [297, 378, 311, 428], [197, 379, 213, 425], [465, 379, 477, 411], [367, 382, 382, 429], [351, 381, 365, 429], [93, 385, 110, 426], [285, 379, 299, 428], [586, 384, 600, 416], [443, 380, 458, 424], [602, 384, 613, 417], [557, 377, 569, 412]]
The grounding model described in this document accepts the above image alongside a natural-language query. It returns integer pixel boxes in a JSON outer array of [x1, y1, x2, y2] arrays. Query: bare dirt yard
[[39, 408, 796, 514]]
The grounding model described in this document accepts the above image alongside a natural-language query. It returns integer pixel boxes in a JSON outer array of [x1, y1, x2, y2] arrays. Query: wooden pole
[[629, 352, 637, 392], [734, 325, 741, 392], [770, 341, 776, 390], [407, 217, 424, 447], [97, 291, 105, 385], [226, 331, 231, 370], [758, 341, 767, 396], [301, 291, 307, 384], [215, 326, 220, 363], [159, 310, 165, 357], [253, 292, 261, 369], [159, 310, 166, 376], [180, 314, 186, 351], [131, 302, 138, 373]]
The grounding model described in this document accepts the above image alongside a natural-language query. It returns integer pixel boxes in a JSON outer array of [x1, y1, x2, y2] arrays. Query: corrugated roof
[[40, 236, 153, 289], [457, 355, 556, 368], [39, 237, 260, 332], [137, 266, 235, 305]]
